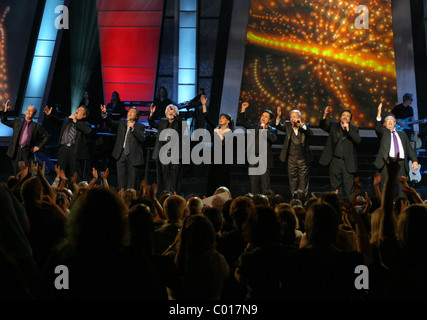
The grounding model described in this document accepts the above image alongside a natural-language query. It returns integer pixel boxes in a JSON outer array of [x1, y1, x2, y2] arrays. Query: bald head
[[25, 105, 37, 121], [187, 197, 203, 216]]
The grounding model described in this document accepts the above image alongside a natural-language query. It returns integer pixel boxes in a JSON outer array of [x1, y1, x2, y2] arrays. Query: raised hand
[[364, 192, 371, 210], [70, 172, 78, 185], [38, 161, 46, 177], [354, 177, 362, 190], [92, 167, 98, 180], [18, 161, 28, 179], [60, 169, 67, 181], [151, 183, 158, 199], [276, 106, 282, 119], [373, 172, 381, 186], [200, 95, 208, 106], [323, 106, 330, 118], [149, 103, 156, 116], [44, 105, 52, 116], [32, 161, 39, 176], [41, 194, 56, 207], [398, 176, 409, 188], [1, 100, 11, 112], [100, 104, 107, 114], [377, 102, 382, 118], [241, 102, 249, 112], [103, 168, 109, 180], [55, 164, 61, 178], [402, 186, 417, 197]]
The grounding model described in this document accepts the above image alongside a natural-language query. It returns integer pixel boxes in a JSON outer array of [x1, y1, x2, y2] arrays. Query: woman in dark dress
[[152, 87, 173, 120], [201, 95, 234, 196], [106, 91, 126, 120]]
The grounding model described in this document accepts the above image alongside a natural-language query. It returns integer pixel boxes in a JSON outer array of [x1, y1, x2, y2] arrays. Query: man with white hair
[[375, 102, 418, 198], [0, 101, 49, 174], [148, 103, 183, 194], [275, 107, 313, 199]]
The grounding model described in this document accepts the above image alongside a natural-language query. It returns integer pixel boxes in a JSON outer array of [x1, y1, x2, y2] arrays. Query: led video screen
[[239, 0, 397, 128]]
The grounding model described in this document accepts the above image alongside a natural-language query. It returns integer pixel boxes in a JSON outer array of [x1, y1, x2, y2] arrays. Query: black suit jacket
[[106, 117, 145, 166], [45, 114, 92, 160], [374, 120, 418, 172], [319, 117, 361, 173], [148, 115, 183, 160], [236, 111, 278, 169], [0, 111, 49, 159], [274, 121, 313, 163]]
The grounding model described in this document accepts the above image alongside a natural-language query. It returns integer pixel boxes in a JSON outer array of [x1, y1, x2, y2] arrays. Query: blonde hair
[[165, 104, 179, 117]]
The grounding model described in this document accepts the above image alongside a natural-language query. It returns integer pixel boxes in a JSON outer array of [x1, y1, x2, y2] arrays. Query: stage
[[1, 127, 426, 202]]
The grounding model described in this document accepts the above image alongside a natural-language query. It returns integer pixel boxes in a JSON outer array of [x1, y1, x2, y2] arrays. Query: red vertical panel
[[97, 0, 164, 104]]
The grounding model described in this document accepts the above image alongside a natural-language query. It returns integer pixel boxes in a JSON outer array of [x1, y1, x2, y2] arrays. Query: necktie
[[392, 131, 400, 158], [68, 123, 76, 144], [124, 126, 131, 155], [19, 122, 30, 147]]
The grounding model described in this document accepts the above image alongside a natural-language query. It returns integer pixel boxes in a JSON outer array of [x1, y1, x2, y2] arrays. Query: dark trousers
[[329, 157, 354, 199], [117, 151, 140, 190], [12, 146, 34, 175], [161, 163, 182, 193], [249, 168, 271, 195], [287, 155, 309, 198], [380, 159, 407, 199], [57, 145, 83, 181]]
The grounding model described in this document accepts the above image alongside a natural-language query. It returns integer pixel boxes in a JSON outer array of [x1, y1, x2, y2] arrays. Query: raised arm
[[36, 162, 56, 200], [274, 106, 286, 132], [148, 103, 159, 129], [375, 103, 385, 138], [43, 106, 64, 127], [373, 172, 382, 199], [100, 104, 119, 128], [201, 95, 216, 130], [0, 100, 15, 127], [236, 102, 256, 129], [319, 106, 331, 132]]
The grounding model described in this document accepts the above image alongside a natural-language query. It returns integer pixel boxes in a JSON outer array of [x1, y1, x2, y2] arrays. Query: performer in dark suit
[[375, 102, 419, 199], [237, 102, 277, 195], [148, 103, 183, 194], [101, 105, 145, 190], [319, 106, 361, 199], [201, 95, 234, 196], [274, 106, 313, 199], [0, 101, 49, 174], [43, 105, 92, 180]]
